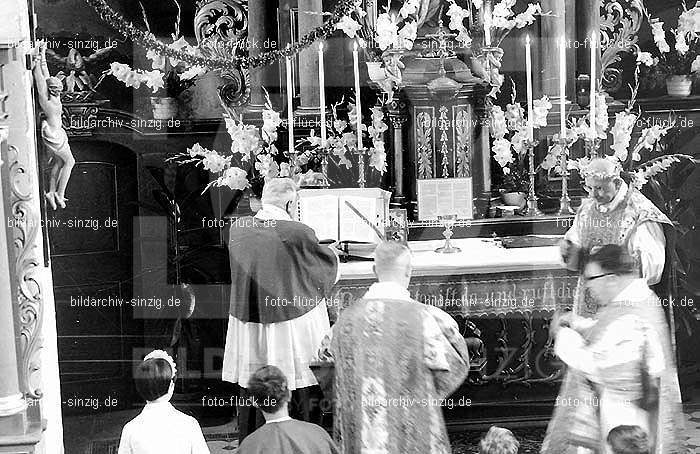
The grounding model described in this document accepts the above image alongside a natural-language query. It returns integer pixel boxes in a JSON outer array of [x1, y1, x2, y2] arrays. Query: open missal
[[296, 188, 391, 242]]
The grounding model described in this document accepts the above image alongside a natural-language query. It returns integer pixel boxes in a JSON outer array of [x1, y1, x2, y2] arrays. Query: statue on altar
[[415, 0, 446, 31]]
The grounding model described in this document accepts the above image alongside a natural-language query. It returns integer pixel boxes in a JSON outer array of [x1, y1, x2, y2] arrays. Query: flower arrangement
[[487, 0, 545, 47], [107, 1, 206, 97], [299, 98, 388, 175], [479, 0, 547, 98], [337, 1, 419, 100], [544, 65, 696, 189], [640, 4, 700, 77], [490, 81, 552, 192], [169, 92, 387, 193]]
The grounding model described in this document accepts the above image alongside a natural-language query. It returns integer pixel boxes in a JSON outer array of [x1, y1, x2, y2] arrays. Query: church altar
[[320, 237, 579, 429]]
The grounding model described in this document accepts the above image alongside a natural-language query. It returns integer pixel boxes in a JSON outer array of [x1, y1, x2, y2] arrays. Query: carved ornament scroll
[[195, 0, 250, 109], [600, 0, 644, 93]]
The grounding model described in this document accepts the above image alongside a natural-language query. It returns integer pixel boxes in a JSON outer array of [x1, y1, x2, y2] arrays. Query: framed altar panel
[[402, 78, 488, 221]]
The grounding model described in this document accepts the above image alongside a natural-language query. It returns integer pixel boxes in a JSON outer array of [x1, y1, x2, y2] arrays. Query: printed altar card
[[416, 178, 473, 221]]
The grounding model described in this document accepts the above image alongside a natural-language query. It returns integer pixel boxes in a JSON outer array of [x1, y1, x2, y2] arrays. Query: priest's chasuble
[[564, 181, 671, 317], [542, 279, 684, 454], [223, 204, 339, 390], [237, 417, 339, 454], [330, 282, 470, 454]]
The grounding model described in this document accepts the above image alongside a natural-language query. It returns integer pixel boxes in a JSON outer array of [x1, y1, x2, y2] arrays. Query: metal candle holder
[[354, 146, 367, 188], [556, 137, 575, 216], [584, 136, 602, 158], [523, 139, 544, 217]]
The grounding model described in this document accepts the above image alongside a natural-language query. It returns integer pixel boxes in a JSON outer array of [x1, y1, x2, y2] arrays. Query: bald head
[[261, 178, 297, 211], [373, 241, 412, 287]]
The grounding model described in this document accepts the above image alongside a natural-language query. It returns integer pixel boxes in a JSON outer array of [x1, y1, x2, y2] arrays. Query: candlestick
[[318, 42, 327, 148], [354, 147, 367, 188], [286, 56, 295, 160], [353, 41, 363, 154], [523, 139, 544, 217], [556, 137, 574, 215], [590, 32, 596, 139], [525, 35, 533, 141], [559, 37, 566, 139]]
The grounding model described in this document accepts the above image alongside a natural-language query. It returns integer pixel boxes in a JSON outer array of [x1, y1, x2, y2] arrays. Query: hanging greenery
[[84, 0, 357, 71]]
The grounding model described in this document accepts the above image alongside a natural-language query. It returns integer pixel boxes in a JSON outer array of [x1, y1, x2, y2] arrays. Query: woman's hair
[[583, 244, 636, 275], [247, 365, 289, 413], [478, 426, 519, 454], [607, 425, 650, 454], [133, 358, 173, 402]]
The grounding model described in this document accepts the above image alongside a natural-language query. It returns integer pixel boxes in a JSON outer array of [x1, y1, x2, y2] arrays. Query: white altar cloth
[[339, 237, 564, 280]]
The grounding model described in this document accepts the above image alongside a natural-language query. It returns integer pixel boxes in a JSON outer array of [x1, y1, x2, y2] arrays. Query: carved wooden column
[[0, 0, 62, 451], [296, 0, 322, 116], [0, 126, 26, 421], [387, 105, 407, 207]]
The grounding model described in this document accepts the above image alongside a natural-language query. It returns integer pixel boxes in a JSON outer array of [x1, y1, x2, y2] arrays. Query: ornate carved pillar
[[0, 0, 62, 451], [0, 126, 26, 420], [296, 0, 322, 115], [387, 104, 407, 207]]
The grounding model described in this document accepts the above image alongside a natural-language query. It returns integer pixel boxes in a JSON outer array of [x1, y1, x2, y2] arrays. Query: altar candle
[[286, 55, 294, 153], [559, 36, 566, 139], [590, 32, 596, 138], [318, 42, 327, 147], [525, 34, 533, 141], [353, 41, 362, 150], [484, 9, 492, 46]]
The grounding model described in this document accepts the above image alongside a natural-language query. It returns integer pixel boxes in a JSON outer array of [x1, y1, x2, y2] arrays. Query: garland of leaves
[[84, 0, 356, 71]]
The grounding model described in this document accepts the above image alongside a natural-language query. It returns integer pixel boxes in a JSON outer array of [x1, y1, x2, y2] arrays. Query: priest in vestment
[[561, 158, 671, 317], [544, 245, 683, 454], [329, 241, 469, 454], [543, 159, 673, 454], [223, 178, 340, 442]]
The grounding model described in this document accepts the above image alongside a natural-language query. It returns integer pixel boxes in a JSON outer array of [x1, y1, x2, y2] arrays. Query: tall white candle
[[590, 32, 596, 138], [525, 34, 533, 141], [484, 9, 492, 46], [286, 56, 294, 153], [353, 41, 362, 150], [318, 42, 327, 147], [559, 36, 566, 139]]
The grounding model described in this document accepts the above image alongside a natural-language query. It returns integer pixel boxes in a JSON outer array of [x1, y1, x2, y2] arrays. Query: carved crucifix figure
[[32, 40, 75, 209]]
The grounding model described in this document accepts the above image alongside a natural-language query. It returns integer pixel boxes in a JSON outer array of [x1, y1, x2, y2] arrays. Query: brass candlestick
[[523, 139, 544, 217], [556, 137, 575, 216], [354, 146, 367, 188]]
